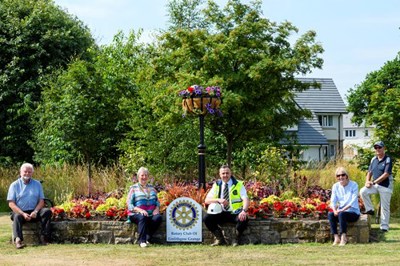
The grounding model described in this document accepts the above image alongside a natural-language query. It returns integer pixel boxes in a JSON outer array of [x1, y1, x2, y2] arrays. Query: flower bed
[[50, 181, 335, 221]]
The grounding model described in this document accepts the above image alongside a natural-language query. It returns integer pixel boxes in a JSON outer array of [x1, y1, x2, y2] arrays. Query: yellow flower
[[305, 204, 316, 210], [260, 195, 280, 204]]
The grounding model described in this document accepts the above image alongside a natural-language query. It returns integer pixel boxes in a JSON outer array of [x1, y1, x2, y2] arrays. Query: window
[[318, 115, 333, 127], [330, 144, 336, 157], [345, 130, 356, 138], [364, 130, 369, 137]]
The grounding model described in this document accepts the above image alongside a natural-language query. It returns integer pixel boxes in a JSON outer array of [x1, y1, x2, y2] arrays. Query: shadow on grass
[[369, 228, 399, 243]]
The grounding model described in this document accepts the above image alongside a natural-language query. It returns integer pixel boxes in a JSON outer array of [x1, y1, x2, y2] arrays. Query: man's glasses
[[336, 174, 346, 177], [374, 146, 382, 150]]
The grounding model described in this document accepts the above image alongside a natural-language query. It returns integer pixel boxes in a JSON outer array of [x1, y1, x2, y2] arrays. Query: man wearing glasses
[[360, 141, 393, 232]]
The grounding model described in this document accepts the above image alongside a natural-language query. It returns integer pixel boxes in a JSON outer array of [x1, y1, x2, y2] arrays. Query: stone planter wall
[[16, 214, 370, 246]]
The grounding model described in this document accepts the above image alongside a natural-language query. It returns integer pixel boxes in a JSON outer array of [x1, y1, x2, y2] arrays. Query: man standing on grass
[[204, 165, 249, 246], [7, 163, 52, 249], [360, 141, 393, 232]]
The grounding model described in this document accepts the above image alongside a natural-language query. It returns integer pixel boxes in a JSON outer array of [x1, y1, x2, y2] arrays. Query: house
[[342, 113, 375, 160], [286, 78, 347, 162]]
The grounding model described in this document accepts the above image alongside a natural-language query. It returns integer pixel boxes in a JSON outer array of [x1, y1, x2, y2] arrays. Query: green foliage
[[354, 146, 375, 171], [119, 0, 324, 175], [0, 0, 95, 164], [33, 32, 143, 166], [347, 53, 400, 159], [252, 146, 308, 198], [256, 146, 290, 181]]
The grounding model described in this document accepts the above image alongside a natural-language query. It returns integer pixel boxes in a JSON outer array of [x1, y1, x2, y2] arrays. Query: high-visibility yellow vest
[[213, 177, 244, 213]]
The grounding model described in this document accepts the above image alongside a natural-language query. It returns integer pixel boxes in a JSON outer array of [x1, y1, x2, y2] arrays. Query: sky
[[53, 0, 400, 102]]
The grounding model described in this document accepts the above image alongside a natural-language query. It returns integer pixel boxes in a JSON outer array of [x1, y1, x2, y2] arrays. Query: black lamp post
[[180, 85, 222, 191], [198, 114, 206, 190]]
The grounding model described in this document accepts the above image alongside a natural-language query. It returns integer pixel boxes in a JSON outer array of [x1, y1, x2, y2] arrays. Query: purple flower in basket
[[194, 85, 203, 95], [206, 103, 215, 114]]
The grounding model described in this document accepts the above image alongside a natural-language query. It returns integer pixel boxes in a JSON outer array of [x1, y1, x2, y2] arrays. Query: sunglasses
[[336, 174, 346, 177], [374, 146, 382, 150]]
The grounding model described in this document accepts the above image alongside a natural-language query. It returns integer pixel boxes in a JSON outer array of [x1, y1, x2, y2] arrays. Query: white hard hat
[[207, 203, 223, 214]]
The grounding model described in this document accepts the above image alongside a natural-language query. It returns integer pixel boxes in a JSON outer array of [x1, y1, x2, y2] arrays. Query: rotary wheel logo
[[169, 200, 199, 230]]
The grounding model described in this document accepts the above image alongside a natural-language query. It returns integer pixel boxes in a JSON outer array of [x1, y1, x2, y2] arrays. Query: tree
[[121, 0, 324, 174], [347, 53, 400, 158], [33, 32, 143, 195], [0, 0, 94, 165]]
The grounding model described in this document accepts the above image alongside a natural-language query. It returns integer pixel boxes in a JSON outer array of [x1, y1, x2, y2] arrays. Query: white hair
[[20, 163, 34, 172], [137, 167, 149, 176]]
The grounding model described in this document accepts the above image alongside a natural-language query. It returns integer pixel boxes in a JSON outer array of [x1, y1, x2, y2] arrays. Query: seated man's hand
[[238, 210, 247, 221], [23, 212, 31, 221], [30, 211, 38, 219]]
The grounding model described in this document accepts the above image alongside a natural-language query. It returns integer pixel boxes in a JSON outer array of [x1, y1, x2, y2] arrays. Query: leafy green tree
[[347, 54, 400, 158], [121, 0, 323, 175], [33, 32, 143, 195], [0, 0, 94, 165]]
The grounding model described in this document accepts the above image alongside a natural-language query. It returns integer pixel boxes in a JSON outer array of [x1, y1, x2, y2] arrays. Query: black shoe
[[362, 210, 375, 215], [381, 229, 388, 233]]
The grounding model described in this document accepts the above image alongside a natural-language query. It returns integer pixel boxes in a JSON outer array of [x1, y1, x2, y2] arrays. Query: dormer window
[[318, 115, 333, 127]]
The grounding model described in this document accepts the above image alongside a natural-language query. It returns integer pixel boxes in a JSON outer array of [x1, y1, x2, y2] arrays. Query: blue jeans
[[129, 213, 162, 244], [328, 211, 359, 235]]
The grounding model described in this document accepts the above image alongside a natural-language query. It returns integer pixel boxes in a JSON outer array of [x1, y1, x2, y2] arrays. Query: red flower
[[285, 208, 293, 217], [299, 206, 309, 213], [51, 207, 65, 215], [85, 212, 91, 219], [316, 202, 328, 212], [106, 207, 117, 217], [283, 201, 298, 211], [187, 86, 194, 93], [273, 202, 284, 212], [247, 206, 258, 217]]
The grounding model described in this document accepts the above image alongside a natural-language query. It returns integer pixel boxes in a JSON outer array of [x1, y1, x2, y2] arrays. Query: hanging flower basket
[[182, 96, 221, 115], [179, 85, 222, 116]]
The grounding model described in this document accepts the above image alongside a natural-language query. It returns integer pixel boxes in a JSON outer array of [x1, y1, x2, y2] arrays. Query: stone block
[[91, 230, 114, 244], [358, 225, 370, 243], [67, 220, 101, 231]]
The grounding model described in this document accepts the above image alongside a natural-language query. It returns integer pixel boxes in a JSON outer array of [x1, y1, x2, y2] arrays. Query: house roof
[[283, 78, 346, 147], [296, 116, 329, 145], [295, 78, 347, 114], [282, 115, 329, 146]]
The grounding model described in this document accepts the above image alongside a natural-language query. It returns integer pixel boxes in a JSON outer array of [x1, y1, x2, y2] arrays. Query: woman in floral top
[[127, 167, 162, 248]]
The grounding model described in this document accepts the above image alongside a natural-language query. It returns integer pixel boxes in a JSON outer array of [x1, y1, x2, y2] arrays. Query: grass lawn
[[1, 213, 399, 266]]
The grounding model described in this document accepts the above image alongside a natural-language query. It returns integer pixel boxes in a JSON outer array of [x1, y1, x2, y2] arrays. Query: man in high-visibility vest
[[204, 165, 249, 246]]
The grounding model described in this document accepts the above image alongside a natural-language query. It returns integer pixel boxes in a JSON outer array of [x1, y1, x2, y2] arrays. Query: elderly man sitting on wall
[[7, 163, 52, 249]]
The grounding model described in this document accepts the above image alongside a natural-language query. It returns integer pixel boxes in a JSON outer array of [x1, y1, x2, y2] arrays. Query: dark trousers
[[129, 213, 162, 244], [11, 208, 52, 241], [204, 211, 248, 233], [328, 211, 360, 235]]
